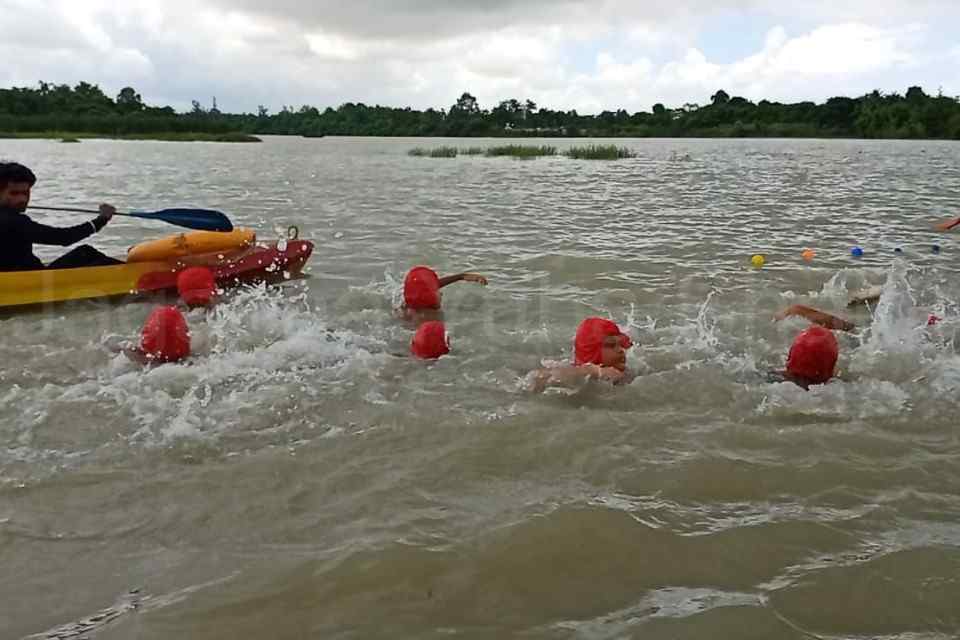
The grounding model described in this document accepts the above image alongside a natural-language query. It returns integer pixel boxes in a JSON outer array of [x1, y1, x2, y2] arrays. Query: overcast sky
[[2, 0, 958, 114]]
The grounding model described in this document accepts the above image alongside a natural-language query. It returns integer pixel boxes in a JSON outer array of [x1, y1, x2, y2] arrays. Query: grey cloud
[[201, 0, 956, 41], [1, 2, 95, 51], [3, 0, 958, 115], [202, 0, 739, 40]]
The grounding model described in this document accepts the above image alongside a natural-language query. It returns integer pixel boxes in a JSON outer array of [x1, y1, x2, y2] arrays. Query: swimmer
[[123, 306, 191, 364], [400, 265, 488, 323], [176, 266, 217, 308], [769, 304, 854, 389], [529, 317, 634, 393], [410, 321, 450, 360]]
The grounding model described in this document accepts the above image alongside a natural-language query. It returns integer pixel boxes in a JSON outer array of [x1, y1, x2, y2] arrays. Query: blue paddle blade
[[125, 208, 234, 232]]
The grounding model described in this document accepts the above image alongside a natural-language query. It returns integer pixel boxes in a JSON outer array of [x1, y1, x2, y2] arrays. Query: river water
[[2, 136, 959, 639]]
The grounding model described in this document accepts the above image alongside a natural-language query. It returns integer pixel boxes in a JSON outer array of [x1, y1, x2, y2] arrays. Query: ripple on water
[[2, 137, 960, 639]]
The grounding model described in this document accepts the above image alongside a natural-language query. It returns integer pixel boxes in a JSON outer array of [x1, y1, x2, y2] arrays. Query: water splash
[[758, 378, 910, 419], [92, 284, 387, 445]]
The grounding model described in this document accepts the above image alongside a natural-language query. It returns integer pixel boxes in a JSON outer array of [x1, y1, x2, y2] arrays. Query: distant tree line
[[2, 81, 959, 140]]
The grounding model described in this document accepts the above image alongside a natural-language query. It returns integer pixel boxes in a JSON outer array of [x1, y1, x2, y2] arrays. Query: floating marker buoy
[[894, 247, 903, 254], [751, 255, 765, 268], [932, 244, 941, 254], [801, 249, 815, 261], [851, 247, 864, 257]]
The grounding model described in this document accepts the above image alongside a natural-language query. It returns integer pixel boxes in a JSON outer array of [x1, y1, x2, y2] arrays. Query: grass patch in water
[[408, 146, 458, 158], [460, 146, 485, 155], [565, 144, 637, 160], [485, 144, 557, 158], [60, 137, 81, 143]]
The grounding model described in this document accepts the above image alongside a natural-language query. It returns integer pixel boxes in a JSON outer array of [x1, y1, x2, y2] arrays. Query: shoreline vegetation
[[408, 144, 637, 160], [2, 81, 959, 142], [1, 131, 261, 143]]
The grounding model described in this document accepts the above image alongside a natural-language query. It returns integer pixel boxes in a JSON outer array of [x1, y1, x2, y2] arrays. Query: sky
[[2, 0, 958, 115]]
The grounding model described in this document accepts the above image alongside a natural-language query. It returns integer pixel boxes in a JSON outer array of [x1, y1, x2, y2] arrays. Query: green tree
[[819, 96, 857, 131], [2, 80, 959, 141], [72, 82, 113, 113], [905, 86, 927, 102], [711, 89, 730, 105], [451, 92, 480, 115], [116, 87, 144, 113]]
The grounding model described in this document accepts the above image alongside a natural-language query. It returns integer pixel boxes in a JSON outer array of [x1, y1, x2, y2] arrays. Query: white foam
[[89, 284, 388, 445]]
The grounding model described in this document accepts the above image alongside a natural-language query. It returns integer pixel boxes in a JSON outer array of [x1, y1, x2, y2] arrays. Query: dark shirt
[[0, 207, 106, 271]]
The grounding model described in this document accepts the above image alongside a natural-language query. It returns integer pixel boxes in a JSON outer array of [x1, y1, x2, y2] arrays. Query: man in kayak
[[0, 162, 121, 271], [529, 317, 635, 392]]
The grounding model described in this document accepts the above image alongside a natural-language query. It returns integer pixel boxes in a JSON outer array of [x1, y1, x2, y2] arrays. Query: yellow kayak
[[0, 237, 314, 310], [0, 260, 170, 308], [1, 228, 261, 309]]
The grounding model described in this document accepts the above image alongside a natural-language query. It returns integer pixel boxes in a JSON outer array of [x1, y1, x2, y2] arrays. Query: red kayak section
[[135, 240, 314, 293]]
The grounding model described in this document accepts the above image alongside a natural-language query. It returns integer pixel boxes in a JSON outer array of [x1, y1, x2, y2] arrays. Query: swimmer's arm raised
[[774, 304, 856, 332], [439, 272, 488, 288], [935, 217, 960, 232]]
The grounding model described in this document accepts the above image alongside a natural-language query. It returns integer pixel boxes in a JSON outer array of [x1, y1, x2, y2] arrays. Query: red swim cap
[[140, 305, 191, 363], [176, 266, 216, 307], [786, 325, 838, 385], [411, 321, 450, 360], [573, 317, 633, 366], [403, 266, 441, 310]]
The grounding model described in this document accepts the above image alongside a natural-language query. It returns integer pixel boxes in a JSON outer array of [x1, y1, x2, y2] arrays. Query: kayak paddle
[[29, 206, 234, 232]]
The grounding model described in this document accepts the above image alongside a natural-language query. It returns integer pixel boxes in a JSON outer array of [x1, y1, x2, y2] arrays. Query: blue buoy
[[894, 247, 903, 254], [932, 244, 941, 254], [851, 246, 864, 257]]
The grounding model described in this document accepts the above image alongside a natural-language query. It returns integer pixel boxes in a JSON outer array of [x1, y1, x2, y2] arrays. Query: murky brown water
[[2, 136, 960, 639]]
